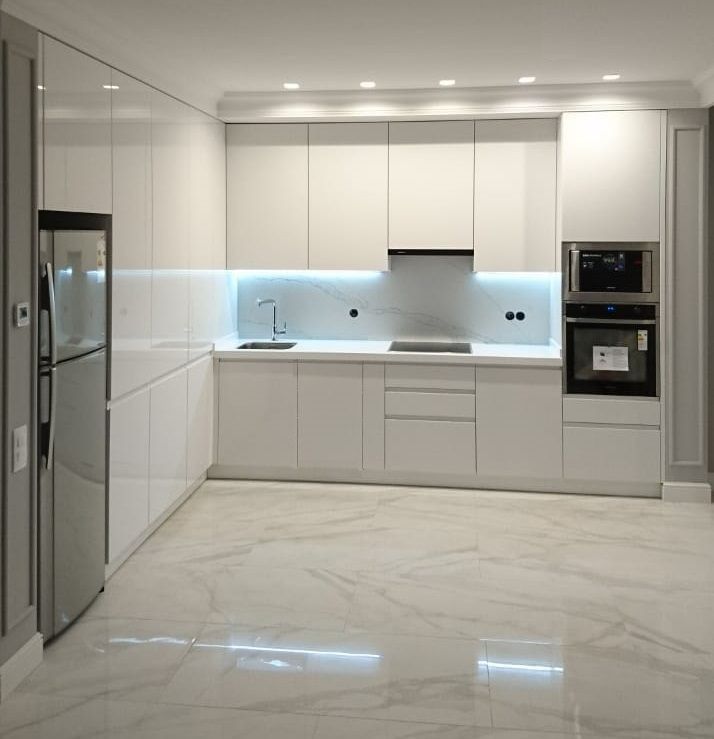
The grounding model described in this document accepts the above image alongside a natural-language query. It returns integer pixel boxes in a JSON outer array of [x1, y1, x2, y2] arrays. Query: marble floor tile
[[17, 618, 199, 703], [0, 694, 149, 739], [7, 479, 714, 739], [159, 624, 492, 727]]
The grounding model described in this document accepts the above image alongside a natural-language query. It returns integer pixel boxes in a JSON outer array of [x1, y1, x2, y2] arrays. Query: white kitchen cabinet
[[217, 361, 298, 468], [308, 123, 388, 270], [43, 36, 112, 213], [108, 388, 150, 563], [389, 120, 475, 251], [297, 363, 363, 469], [385, 419, 475, 475], [110, 70, 153, 399], [474, 119, 557, 271], [187, 356, 214, 486], [151, 90, 191, 378], [475, 367, 562, 478], [227, 124, 308, 269], [563, 426, 660, 482], [560, 110, 662, 242], [149, 370, 188, 522]]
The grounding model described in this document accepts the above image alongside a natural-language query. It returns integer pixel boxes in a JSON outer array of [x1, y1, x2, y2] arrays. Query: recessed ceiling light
[[103, 84, 119, 90], [283, 82, 300, 90], [37, 84, 45, 91], [518, 76, 536, 84], [602, 74, 621, 81], [360, 80, 376, 89], [439, 79, 456, 87]]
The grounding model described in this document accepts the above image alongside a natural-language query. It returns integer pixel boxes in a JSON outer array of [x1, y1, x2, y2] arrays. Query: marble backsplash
[[235, 256, 560, 345]]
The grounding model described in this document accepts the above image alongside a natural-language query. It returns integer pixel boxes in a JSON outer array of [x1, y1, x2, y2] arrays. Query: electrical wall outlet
[[13, 425, 28, 473]]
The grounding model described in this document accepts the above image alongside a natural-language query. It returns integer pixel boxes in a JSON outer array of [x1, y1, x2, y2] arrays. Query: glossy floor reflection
[[3, 481, 714, 738]]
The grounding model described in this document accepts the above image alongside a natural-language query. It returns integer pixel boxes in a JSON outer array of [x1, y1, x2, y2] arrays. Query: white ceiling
[[5, 0, 714, 115]]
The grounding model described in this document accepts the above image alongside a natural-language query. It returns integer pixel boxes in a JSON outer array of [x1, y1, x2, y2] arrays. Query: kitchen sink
[[388, 340, 472, 354], [237, 341, 297, 350]]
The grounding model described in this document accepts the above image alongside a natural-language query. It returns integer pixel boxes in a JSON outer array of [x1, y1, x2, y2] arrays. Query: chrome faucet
[[257, 298, 287, 341]]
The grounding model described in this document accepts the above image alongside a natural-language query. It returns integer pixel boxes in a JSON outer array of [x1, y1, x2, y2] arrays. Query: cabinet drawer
[[563, 397, 660, 426], [385, 391, 474, 420], [385, 364, 474, 391], [385, 419, 475, 475], [563, 425, 660, 482]]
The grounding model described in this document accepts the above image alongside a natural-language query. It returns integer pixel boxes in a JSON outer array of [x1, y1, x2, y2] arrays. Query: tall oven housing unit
[[38, 211, 110, 640]]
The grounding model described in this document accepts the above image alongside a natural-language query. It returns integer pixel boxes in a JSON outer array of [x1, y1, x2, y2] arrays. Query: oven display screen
[[576, 251, 648, 293]]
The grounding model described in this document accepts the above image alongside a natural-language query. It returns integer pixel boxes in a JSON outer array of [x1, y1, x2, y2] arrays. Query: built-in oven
[[563, 242, 659, 303], [564, 303, 658, 397]]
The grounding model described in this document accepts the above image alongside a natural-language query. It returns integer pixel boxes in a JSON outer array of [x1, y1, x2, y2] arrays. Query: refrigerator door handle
[[43, 262, 58, 366], [43, 367, 57, 470]]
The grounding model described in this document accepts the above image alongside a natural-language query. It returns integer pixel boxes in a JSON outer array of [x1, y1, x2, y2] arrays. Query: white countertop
[[213, 338, 562, 367]]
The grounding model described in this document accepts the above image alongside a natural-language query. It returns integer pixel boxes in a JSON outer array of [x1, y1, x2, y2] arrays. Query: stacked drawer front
[[384, 364, 475, 475]]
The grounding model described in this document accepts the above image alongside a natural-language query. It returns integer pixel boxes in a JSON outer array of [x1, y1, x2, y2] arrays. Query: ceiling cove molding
[[219, 81, 701, 123], [694, 65, 714, 107], [2, 0, 218, 116]]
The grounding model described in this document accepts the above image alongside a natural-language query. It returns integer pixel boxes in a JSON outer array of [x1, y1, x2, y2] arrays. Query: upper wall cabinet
[[227, 124, 308, 269], [560, 110, 663, 242], [43, 36, 112, 213], [388, 120, 475, 252], [308, 123, 388, 270], [474, 119, 557, 271]]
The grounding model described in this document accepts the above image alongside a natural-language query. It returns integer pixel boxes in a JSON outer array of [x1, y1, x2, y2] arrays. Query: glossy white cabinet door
[[475, 367, 563, 478], [560, 110, 662, 242], [227, 124, 308, 269], [564, 426, 660, 482], [110, 71, 153, 398], [297, 362, 363, 469], [108, 388, 150, 563], [189, 114, 227, 360], [151, 90, 191, 378], [474, 119, 557, 271], [217, 361, 298, 468], [149, 369, 188, 522], [43, 36, 112, 213], [308, 123, 388, 270], [389, 120, 475, 251], [187, 356, 214, 485]]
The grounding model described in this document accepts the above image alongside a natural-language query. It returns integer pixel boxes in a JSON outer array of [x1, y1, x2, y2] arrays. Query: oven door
[[565, 318, 658, 396]]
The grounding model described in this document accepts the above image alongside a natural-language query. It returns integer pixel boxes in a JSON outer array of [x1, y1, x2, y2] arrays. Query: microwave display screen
[[576, 251, 649, 293]]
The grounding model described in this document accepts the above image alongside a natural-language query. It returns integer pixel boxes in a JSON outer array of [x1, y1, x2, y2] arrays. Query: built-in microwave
[[564, 303, 658, 397], [563, 242, 659, 303]]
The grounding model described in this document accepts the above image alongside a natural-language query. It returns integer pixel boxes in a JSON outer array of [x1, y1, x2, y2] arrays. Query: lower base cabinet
[[563, 426, 660, 482], [108, 389, 150, 562], [297, 362, 363, 469], [385, 418, 475, 475], [475, 367, 562, 478], [217, 360, 298, 468], [149, 369, 188, 522]]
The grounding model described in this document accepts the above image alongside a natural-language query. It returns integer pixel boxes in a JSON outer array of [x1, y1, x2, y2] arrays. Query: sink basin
[[388, 340, 472, 354], [237, 341, 297, 350]]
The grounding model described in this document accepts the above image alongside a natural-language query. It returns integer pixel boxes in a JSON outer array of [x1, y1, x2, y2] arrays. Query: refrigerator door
[[48, 229, 107, 362], [51, 348, 106, 635]]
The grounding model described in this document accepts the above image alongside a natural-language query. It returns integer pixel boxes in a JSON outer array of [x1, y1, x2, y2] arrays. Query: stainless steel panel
[[51, 230, 107, 362], [51, 348, 106, 636]]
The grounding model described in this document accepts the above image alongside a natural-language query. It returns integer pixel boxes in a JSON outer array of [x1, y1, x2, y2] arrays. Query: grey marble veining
[[235, 256, 557, 344], [4, 479, 714, 739]]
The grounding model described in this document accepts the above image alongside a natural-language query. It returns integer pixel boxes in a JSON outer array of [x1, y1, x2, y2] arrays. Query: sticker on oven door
[[637, 330, 648, 351], [593, 346, 629, 372]]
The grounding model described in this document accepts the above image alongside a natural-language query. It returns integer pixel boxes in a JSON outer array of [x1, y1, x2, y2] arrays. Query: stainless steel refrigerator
[[38, 211, 110, 641]]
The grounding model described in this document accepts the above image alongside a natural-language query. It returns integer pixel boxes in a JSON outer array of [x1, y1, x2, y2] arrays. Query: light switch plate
[[14, 302, 30, 328], [13, 425, 28, 472]]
